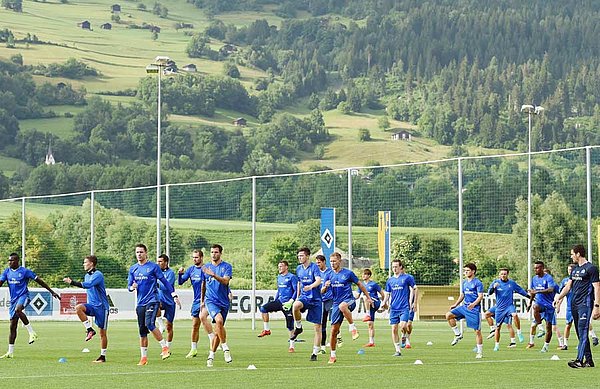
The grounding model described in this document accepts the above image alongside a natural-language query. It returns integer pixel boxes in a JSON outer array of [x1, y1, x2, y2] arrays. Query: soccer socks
[[395, 342, 401, 352], [289, 340, 295, 349], [157, 318, 166, 333], [167, 341, 172, 349], [529, 335, 535, 344], [221, 343, 229, 352], [476, 344, 483, 354], [24, 324, 34, 335], [330, 350, 337, 358], [451, 326, 461, 336], [8, 344, 14, 354], [590, 329, 597, 338], [557, 337, 564, 347], [140, 347, 148, 358], [510, 337, 516, 344], [369, 336, 375, 344], [208, 350, 215, 359], [313, 346, 320, 355], [295, 320, 302, 329], [191, 342, 198, 351], [348, 323, 357, 332], [263, 322, 270, 331], [159, 339, 167, 348], [564, 337, 569, 347], [83, 319, 92, 330], [101, 348, 107, 356]]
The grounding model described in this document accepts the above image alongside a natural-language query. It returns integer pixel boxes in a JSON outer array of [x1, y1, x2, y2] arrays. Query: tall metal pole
[[347, 168, 353, 270], [165, 185, 170, 257], [21, 198, 25, 267], [458, 158, 464, 334], [90, 191, 95, 255], [586, 146, 593, 263], [251, 177, 257, 330], [527, 111, 532, 288], [156, 68, 162, 257]]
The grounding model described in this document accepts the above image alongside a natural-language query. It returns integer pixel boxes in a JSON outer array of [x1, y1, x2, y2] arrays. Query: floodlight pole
[[521, 104, 544, 288]]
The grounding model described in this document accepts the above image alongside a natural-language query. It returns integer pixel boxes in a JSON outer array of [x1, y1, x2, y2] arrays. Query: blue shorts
[[451, 305, 481, 330], [136, 302, 159, 337], [259, 299, 284, 314], [368, 300, 381, 321], [537, 304, 556, 325], [160, 302, 176, 323], [84, 303, 109, 330], [331, 300, 356, 325], [205, 301, 229, 323], [565, 308, 573, 324], [298, 296, 323, 325], [389, 309, 410, 325], [9, 295, 30, 319], [191, 301, 201, 318], [494, 306, 515, 325]]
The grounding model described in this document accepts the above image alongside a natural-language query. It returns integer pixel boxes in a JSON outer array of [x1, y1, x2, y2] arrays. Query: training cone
[[82, 348, 90, 353], [58, 357, 67, 363], [550, 355, 560, 361], [247, 364, 257, 370], [414, 359, 423, 365], [357, 349, 365, 355], [426, 341, 433, 346]]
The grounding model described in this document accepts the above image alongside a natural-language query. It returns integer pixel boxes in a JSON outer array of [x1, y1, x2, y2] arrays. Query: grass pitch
[[0, 319, 595, 388]]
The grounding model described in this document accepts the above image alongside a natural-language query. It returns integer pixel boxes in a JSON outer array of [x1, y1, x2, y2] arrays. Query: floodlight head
[[154, 56, 171, 66], [521, 104, 535, 113], [145, 64, 159, 74], [534, 106, 545, 114]]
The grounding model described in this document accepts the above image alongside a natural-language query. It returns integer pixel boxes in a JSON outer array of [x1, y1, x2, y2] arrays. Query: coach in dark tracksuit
[[555, 244, 600, 368]]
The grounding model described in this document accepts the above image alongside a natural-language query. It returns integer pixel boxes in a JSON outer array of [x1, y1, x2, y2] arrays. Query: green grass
[[0, 319, 593, 388], [0, 155, 29, 176], [19, 116, 77, 139]]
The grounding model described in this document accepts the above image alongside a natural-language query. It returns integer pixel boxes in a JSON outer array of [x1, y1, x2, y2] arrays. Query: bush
[[358, 128, 371, 141]]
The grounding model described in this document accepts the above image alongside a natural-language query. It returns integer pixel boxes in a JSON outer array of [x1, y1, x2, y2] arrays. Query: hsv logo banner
[[60, 292, 87, 315], [25, 291, 53, 316], [320, 207, 336, 266]]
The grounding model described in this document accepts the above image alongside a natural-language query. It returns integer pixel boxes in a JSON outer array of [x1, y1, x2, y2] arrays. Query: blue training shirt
[[296, 262, 322, 301], [179, 265, 205, 304], [359, 280, 382, 301], [204, 261, 232, 308], [559, 277, 573, 308], [487, 279, 528, 311], [82, 269, 109, 310], [128, 261, 174, 306], [462, 277, 484, 310], [385, 273, 416, 311], [531, 273, 556, 308], [0, 266, 37, 302], [275, 273, 298, 303], [319, 268, 333, 302], [570, 262, 600, 307], [329, 268, 359, 304], [158, 267, 176, 306]]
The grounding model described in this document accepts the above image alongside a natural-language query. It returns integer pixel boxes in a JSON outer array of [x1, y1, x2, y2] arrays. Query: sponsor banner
[[320, 207, 335, 265], [60, 292, 87, 315], [378, 211, 391, 270]]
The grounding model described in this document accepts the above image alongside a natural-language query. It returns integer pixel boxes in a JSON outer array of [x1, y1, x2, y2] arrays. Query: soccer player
[[554, 245, 600, 368], [257, 260, 298, 349], [383, 260, 417, 357], [316, 254, 334, 354], [179, 249, 216, 358], [0, 253, 61, 359], [128, 244, 176, 365], [526, 261, 556, 352], [156, 254, 181, 350], [358, 268, 384, 348], [557, 263, 576, 350], [63, 255, 109, 363], [325, 252, 371, 364], [445, 263, 484, 359], [290, 247, 323, 362], [203, 244, 233, 368], [486, 268, 529, 351]]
